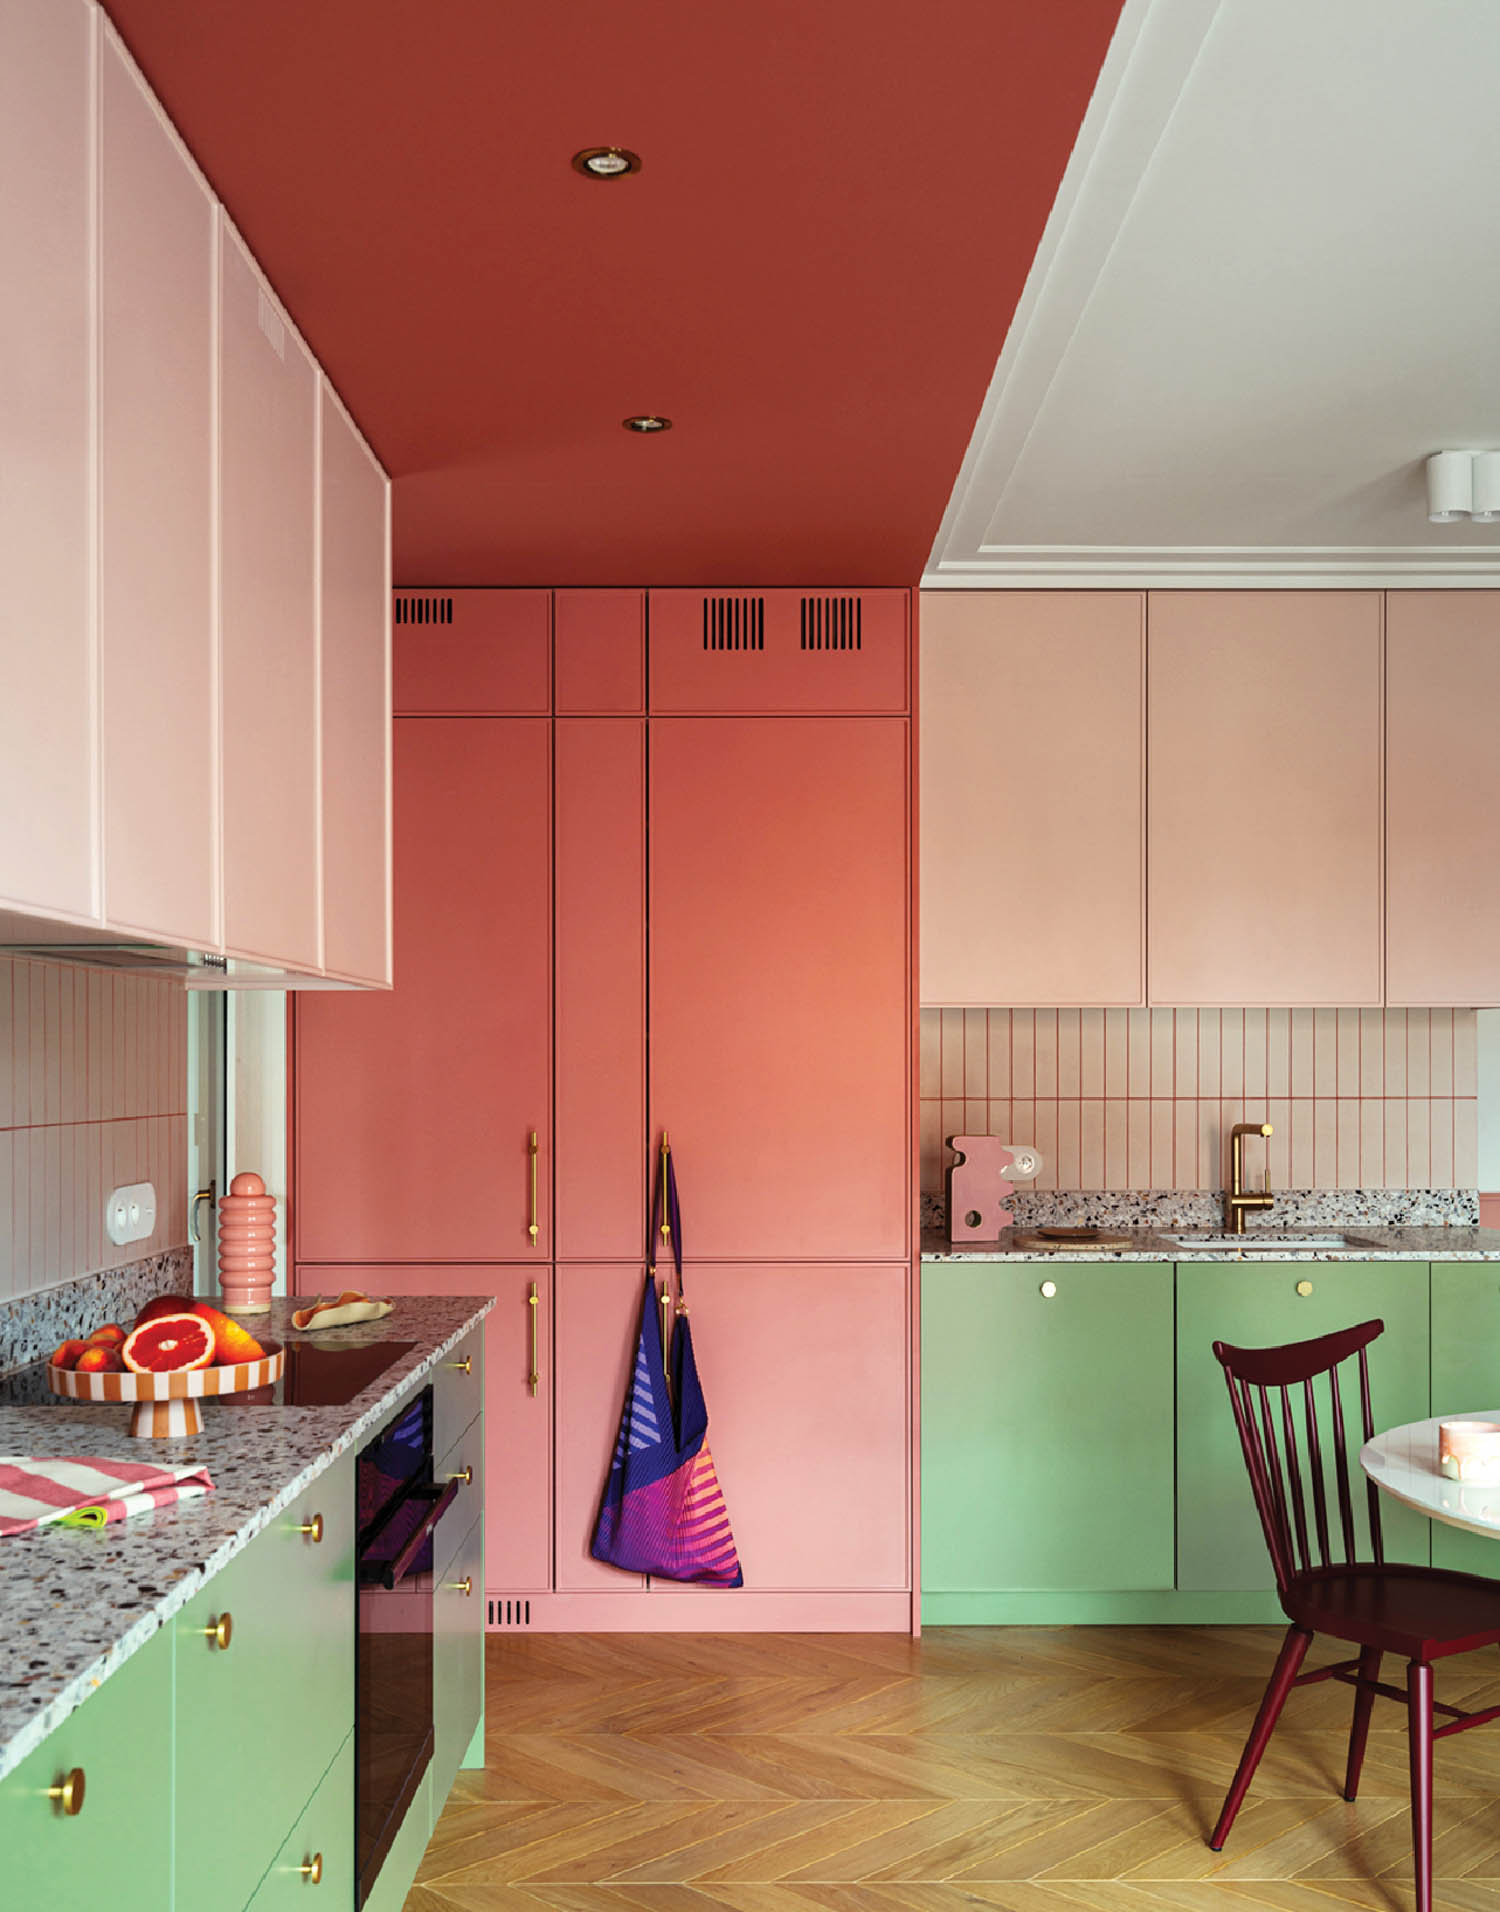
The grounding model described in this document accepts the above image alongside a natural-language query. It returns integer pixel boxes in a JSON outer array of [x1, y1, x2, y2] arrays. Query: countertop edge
[[0, 1296, 494, 1784]]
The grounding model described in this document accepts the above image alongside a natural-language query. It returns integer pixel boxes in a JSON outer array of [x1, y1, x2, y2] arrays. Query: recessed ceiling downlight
[[573, 146, 641, 179], [622, 415, 672, 434]]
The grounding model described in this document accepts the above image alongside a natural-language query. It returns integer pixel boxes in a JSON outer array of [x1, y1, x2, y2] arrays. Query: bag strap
[[648, 1135, 685, 1306]]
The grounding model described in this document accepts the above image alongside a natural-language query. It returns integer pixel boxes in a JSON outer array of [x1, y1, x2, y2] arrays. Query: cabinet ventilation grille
[[488, 1598, 532, 1627], [702, 596, 765, 651], [800, 595, 862, 651], [394, 595, 454, 626], [256, 289, 286, 362]]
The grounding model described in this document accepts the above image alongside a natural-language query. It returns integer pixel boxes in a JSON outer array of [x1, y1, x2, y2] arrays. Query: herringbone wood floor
[[403, 1628, 1500, 1912]]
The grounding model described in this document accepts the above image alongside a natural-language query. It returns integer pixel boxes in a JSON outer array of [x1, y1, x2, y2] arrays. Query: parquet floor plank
[[404, 1628, 1500, 1910]]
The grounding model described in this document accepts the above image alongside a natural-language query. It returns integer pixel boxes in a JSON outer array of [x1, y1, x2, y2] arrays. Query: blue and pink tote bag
[[590, 1143, 743, 1586]]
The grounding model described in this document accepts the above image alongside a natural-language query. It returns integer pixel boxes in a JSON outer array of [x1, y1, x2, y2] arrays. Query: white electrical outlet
[[106, 1181, 157, 1247]]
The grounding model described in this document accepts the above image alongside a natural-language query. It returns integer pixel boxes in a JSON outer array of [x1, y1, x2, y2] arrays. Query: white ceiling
[[926, 0, 1500, 587]]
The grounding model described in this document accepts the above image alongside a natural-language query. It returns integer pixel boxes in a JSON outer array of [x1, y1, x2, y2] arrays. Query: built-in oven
[[355, 1386, 461, 1908]]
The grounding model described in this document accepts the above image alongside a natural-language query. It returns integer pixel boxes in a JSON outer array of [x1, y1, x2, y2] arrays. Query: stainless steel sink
[[1164, 1232, 1356, 1253]]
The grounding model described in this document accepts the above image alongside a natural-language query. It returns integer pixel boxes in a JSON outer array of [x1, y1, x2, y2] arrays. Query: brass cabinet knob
[[299, 1852, 324, 1884], [48, 1767, 85, 1816], [1039, 1280, 1057, 1299], [445, 1575, 473, 1597], [203, 1612, 233, 1651], [448, 1465, 473, 1487], [448, 1356, 472, 1375], [298, 1513, 324, 1543], [1296, 1279, 1314, 1297]]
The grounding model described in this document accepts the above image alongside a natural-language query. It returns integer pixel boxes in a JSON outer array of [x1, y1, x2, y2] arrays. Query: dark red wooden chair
[[1211, 1318, 1500, 1912]]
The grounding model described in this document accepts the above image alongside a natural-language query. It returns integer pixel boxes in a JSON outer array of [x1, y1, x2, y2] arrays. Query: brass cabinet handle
[[298, 1513, 324, 1543], [1296, 1279, 1314, 1297], [190, 1183, 216, 1242], [1039, 1280, 1057, 1299], [48, 1768, 85, 1816], [528, 1129, 539, 1246], [448, 1355, 472, 1375], [299, 1852, 324, 1884], [448, 1465, 473, 1487], [445, 1575, 473, 1597], [528, 1281, 539, 1398], [203, 1612, 233, 1651]]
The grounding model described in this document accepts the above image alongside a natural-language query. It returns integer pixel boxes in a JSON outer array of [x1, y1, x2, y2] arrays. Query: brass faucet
[[1225, 1121, 1274, 1234]]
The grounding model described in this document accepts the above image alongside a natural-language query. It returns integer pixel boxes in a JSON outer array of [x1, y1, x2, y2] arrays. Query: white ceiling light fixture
[[1472, 452, 1500, 524], [1427, 451, 1475, 522], [572, 146, 641, 179]]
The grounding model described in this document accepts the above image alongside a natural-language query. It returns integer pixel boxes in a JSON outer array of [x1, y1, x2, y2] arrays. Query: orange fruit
[[134, 1293, 195, 1329], [74, 1343, 125, 1373], [121, 1313, 215, 1374], [50, 1339, 89, 1370], [188, 1301, 265, 1365], [85, 1323, 126, 1347]]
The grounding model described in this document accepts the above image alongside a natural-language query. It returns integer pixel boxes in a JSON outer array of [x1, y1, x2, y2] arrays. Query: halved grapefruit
[[121, 1312, 215, 1375]]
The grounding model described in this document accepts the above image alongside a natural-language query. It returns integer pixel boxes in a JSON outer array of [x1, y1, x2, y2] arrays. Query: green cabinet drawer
[[1431, 1261, 1500, 1575], [362, 1764, 432, 1912], [435, 1411, 484, 1570], [432, 1513, 484, 1810], [434, 1330, 484, 1464], [174, 1452, 355, 1912], [1176, 1261, 1430, 1590], [922, 1261, 1175, 1592], [0, 1627, 172, 1912], [246, 1732, 354, 1908]]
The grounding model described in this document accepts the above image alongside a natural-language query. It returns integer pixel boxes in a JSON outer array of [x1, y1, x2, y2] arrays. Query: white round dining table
[[1362, 1412, 1500, 1541]]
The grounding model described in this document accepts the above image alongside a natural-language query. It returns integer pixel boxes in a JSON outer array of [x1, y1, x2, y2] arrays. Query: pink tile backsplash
[[0, 958, 187, 1300], [920, 1006, 1480, 1196]]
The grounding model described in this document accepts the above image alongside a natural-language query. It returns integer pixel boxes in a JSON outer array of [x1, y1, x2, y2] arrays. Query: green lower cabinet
[[1176, 1261, 1431, 1590], [923, 1262, 1175, 1603], [246, 1733, 354, 1908], [432, 1512, 484, 1809], [173, 1452, 356, 1912], [1431, 1262, 1500, 1576], [0, 1627, 172, 1912]]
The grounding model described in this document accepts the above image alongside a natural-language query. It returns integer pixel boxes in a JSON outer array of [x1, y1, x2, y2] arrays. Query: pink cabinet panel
[[1387, 592, 1500, 1006], [555, 1264, 647, 1591], [650, 589, 909, 713], [1147, 592, 1383, 1007], [920, 592, 1144, 1006], [296, 1262, 551, 1593], [219, 224, 320, 969], [652, 1264, 910, 1595], [99, 31, 216, 948], [295, 719, 551, 1261], [650, 718, 909, 1259], [319, 386, 391, 985], [555, 590, 645, 714], [393, 589, 549, 715], [555, 721, 646, 1259], [0, 0, 96, 922]]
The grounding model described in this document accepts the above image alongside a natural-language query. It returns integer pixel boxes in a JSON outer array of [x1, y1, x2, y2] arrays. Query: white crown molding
[[924, 546, 1500, 589]]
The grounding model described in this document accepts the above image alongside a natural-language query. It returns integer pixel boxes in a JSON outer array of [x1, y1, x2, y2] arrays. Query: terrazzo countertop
[[0, 1293, 492, 1783], [922, 1225, 1500, 1262]]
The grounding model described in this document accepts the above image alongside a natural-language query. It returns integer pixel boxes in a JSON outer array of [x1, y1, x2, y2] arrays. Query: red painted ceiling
[[104, 1, 1122, 586]]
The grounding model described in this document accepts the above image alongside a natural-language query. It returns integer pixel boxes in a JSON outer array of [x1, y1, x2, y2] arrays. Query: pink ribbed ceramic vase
[[217, 1170, 277, 1315]]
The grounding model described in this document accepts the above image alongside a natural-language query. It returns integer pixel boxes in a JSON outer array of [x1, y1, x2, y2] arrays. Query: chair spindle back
[[1212, 1319, 1385, 1595]]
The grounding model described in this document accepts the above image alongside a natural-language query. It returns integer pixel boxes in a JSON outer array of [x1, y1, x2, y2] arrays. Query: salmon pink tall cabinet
[[293, 587, 915, 1631]]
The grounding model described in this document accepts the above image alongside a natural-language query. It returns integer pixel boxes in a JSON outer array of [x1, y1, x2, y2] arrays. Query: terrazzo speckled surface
[[0, 1247, 193, 1373], [0, 1291, 492, 1782], [922, 1223, 1500, 1262], [919, 1187, 1479, 1233]]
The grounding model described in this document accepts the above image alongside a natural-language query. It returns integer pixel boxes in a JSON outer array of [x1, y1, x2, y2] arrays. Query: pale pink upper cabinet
[[650, 717, 910, 1260], [219, 224, 320, 969], [1387, 593, 1500, 1006], [1147, 592, 1383, 1007], [554, 720, 646, 1259], [920, 592, 1144, 1006], [393, 589, 549, 715], [98, 30, 217, 948], [554, 590, 645, 713], [319, 385, 391, 985], [554, 1264, 646, 1590], [295, 718, 552, 1262], [0, 0, 96, 923], [650, 589, 909, 713]]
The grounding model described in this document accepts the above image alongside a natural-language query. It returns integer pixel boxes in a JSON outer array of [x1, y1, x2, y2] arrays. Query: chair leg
[[1209, 1623, 1313, 1851], [1408, 1659, 1434, 1912], [1343, 1644, 1383, 1801]]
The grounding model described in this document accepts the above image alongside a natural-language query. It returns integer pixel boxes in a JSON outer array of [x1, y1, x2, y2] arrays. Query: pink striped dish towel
[[0, 1456, 214, 1536]]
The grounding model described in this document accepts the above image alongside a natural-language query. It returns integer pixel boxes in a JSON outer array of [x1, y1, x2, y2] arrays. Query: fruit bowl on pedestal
[[46, 1342, 285, 1437]]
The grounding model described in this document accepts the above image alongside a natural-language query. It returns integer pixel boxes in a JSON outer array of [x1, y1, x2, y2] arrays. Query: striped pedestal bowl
[[47, 1343, 285, 1437]]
